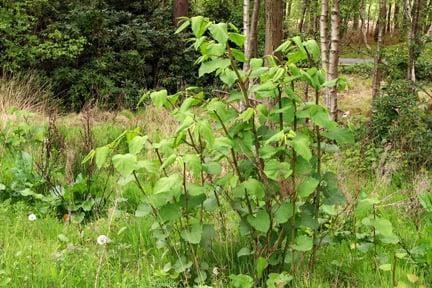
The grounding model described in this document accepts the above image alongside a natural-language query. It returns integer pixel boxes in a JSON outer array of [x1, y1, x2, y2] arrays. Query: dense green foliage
[[0, 0, 199, 110]]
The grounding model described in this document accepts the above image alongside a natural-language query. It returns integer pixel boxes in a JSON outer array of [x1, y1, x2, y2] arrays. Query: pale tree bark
[[360, 0, 372, 50], [372, 0, 387, 99], [299, 0, 310, 34], [246, 0, 261, 61], [243, 0, 251, 60], [387, 2, 392, 33], [328, 0, 340, 121], [320, 0, 329, 76], [407, 0, 423, 83], [173, 0, 188, 25], [264, 0, 284, 58]]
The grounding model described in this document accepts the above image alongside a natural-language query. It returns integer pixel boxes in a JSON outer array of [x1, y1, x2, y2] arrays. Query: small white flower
[[28, 213, 37, 221], [212, 267, 219, 276], [96, 235, 109, 245]]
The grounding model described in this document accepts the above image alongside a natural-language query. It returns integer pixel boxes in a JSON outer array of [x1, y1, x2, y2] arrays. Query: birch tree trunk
[[244, 0, 261, 71], [320, 0, 329, 105], [243, 0, 251, 62], [328, 0, 340, 121], [407, 0, 423, 83], [372, 0, 387, 99]]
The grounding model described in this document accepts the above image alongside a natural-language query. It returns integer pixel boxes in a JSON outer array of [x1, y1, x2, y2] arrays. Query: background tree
[[173, 0, 189, 25]]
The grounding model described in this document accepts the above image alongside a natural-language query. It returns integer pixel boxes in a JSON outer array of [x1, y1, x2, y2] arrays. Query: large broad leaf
[[293, 235, 313, 252], [159, 203, 181, 223], [112, 153, 138, 177], [209, 23, 229, 44], [322, 127, 354, 145], [199, 58, 231, 77], [191, 16, 208, 37], [129, 136, 147, 155], [153, 174, 182, 196], [247, 210, 270, 233], [150, 90, 168, 108], [274, 201, 294, 224], [297, 177, 320, 198], [228, 32, 245, 47], [291, 134, 312, 161], [181, 223, 203, 244], [243, 178, 265, 200], [95, 146, 110, 169], [264, 159, 292, 181]]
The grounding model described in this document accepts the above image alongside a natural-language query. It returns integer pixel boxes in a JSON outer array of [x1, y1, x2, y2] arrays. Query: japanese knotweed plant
[[85, 17, 354, 286]]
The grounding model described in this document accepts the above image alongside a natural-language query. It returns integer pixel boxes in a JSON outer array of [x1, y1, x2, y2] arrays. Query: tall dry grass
[[0, 73, 51, 115]]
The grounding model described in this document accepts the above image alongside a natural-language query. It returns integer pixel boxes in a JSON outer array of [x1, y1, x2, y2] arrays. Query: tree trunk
[[407, 0, 423, 83], [173, 0, 188, 25], [387, 2, 392, 33], [244, 0, 261, 71], [320, 0, 329, 74], [394, 2, 400, 32], [367, 3, 372, 35], [360, 0, 372, 50], [265, 0, 284, 58], [372, 0, 387, 99], [243, 0, 251, 62], [328, 0, 340, 121], [299, 0, 309, 33]]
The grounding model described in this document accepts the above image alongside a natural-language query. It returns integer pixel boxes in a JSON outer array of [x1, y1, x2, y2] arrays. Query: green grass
[[0, 108, 431, 287]]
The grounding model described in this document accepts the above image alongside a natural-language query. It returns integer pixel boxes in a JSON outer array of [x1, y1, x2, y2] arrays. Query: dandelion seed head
[[28, 213, 37, 221], [96, 235, 109, 245]]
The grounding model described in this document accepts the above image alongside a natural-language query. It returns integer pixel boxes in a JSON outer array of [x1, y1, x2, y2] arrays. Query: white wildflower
[[28, 213, 37, 221], [96, 235, 109, 245], [212, 267, 219, 276]]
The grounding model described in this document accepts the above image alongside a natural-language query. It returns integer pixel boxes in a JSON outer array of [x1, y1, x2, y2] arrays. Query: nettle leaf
[[256, 257, 268, 279], [199, 58, 231, 77], [228, 32, 245, 47], [322, 127, 354, 145], [247, 210, 271, 233], [128, 135, 147, 155], [274, 201, 294, 224], [150, 90, 168, 108], [297, 177, 320, 198], [209, 23, 229, 44], [291, 134, 312, 161], [112, 153, 138, 177], [264, 159, 292, 181], [229, 274, 254, 288], [293, 235, 313, 252], [95, 146, 110, 169], [181, 223, 203, 244]]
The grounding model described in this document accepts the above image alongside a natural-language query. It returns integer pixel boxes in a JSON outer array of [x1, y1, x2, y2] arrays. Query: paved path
[[339, 58, 374, 65]]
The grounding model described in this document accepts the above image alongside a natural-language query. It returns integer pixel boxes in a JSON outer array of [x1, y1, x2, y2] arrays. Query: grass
[[0, 75, 431, 287]]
